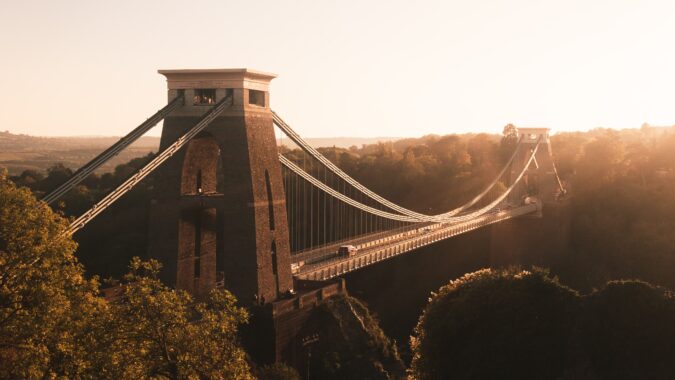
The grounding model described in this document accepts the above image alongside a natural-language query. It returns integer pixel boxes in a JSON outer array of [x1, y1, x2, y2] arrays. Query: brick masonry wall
[[148, 111, 293, 304]]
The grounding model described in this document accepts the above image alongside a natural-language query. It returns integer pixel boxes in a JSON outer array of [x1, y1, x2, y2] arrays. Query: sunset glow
[[2, 0, 675, 137]]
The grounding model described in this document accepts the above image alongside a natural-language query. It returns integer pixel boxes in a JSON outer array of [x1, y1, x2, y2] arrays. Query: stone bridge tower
[[491, 126, 570, 268], [148, 69, 293, 304], [509, 127, 561, 205]]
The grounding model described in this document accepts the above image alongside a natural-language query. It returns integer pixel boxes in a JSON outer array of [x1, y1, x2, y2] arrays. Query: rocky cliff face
[[302, 295, 406, 380]]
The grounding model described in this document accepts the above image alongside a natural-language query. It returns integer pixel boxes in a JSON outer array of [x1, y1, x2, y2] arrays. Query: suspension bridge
[[40, 68, 565, 365]]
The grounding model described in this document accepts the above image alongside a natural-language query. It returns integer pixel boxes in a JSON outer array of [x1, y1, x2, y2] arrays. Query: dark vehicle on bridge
[[338, 245, 358, 257]]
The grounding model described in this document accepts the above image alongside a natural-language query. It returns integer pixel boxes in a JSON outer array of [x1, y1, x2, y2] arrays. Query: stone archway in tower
[[180, 133, 222, 195], [177, 133, 222, 296]]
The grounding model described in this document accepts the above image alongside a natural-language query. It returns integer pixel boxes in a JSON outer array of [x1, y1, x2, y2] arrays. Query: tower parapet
[[518, 127, 550, 145]]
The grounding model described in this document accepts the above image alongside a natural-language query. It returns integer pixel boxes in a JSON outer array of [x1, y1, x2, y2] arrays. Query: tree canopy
[[579, 280, 675, 379], [409, 268, 578, 380], [0, 168, 101, 378], [0, 171, 253, 379], [410, 268, 675, 380], [96, 258, 253, 379]]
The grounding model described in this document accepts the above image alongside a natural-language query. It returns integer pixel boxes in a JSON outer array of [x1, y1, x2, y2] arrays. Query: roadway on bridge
[[294, 204, 538, 281]]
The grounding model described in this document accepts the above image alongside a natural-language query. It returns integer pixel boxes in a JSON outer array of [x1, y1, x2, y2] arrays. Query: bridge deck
[[293, 204, 538, 281], [290, 222, 436, 265]]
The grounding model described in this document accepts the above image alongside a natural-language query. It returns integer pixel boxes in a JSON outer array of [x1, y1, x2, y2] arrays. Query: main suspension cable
[[63, 95, 233, 236]]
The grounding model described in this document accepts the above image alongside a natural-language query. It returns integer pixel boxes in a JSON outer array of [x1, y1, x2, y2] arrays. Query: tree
[[499, 123, 519, 163], [410, 268, 578, 380], [624, 141, 651, 187], [258, 363, 300, 380], [579, 281, 675, 379], [549, 132, 586, 179], [61, 184, 95, 216], [11, 169, 44, 189], [101, 258, 253, 380], [467, 133, 498, 172], [502, 123, 519, 141], [0, 172, 253, 379], [0, 169, 103, 378], [575, 131, 625, 192], [39, 163, 73, 193], [428, 136, 471, 175]]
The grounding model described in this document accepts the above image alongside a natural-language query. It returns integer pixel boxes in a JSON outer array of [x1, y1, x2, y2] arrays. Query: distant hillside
[[0, 131, 402, 175], [0, 131, 160, 175], [285, 137, 402, 149]]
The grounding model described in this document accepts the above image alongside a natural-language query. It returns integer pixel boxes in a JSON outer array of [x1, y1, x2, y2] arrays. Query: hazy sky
[[1, 0, 675, 137]]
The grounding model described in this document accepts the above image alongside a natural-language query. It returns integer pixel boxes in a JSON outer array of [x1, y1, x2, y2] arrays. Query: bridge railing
[[295, 204, 538, 280]]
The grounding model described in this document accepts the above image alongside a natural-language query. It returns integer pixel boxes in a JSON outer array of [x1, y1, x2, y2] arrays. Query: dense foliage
[[0, 172, 253, 379], [550, 126, 675, 291], [96, 258, 253, 380], [257, 363, 300, 380], [410, 268, 675, 380], [579, 280, 675, 379], [409, 268, 578, 379], [0, 169, 101, 378]]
